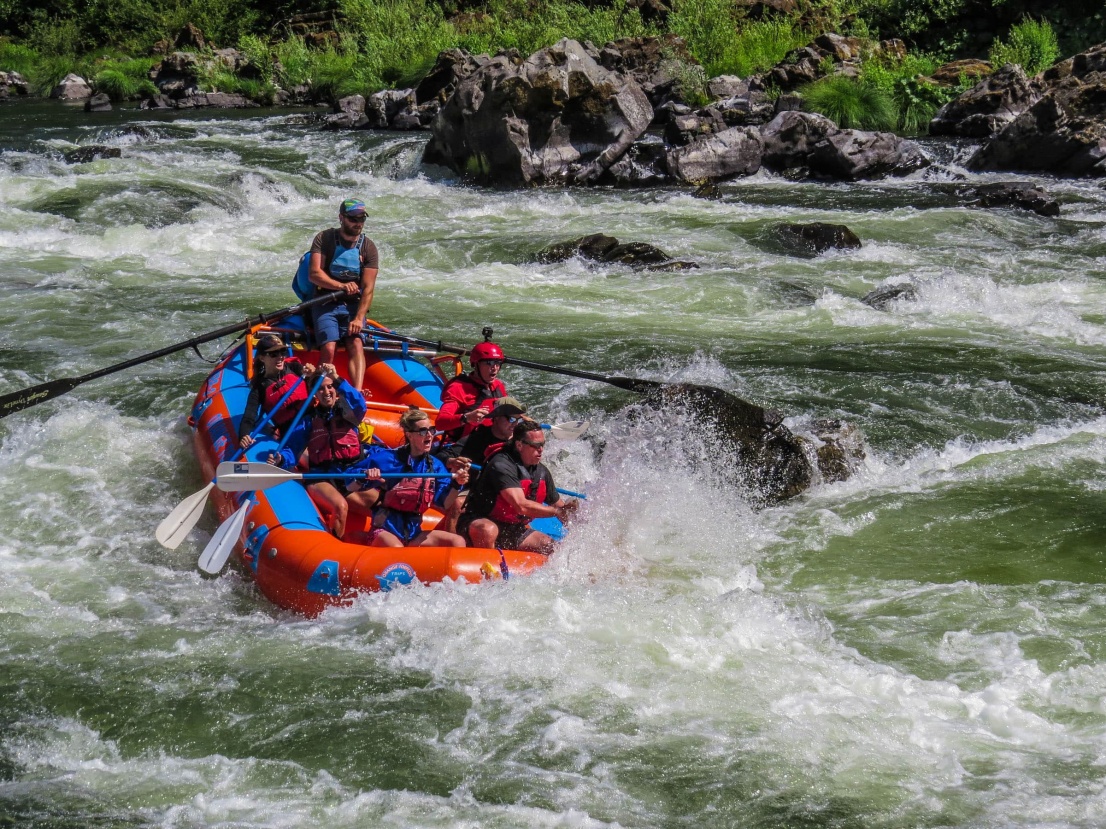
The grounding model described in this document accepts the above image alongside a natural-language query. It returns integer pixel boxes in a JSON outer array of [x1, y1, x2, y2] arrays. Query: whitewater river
[[2, 99, 1106, 828]]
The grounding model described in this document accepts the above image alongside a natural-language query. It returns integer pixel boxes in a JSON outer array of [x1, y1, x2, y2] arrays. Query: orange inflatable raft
[[188, 320, 552, 616]]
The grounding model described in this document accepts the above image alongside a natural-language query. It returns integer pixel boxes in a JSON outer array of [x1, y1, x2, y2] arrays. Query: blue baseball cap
[[340, 198, 366, 218]]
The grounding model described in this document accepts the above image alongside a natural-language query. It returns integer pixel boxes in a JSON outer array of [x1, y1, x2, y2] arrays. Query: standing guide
[[308, 198, 379, 391]]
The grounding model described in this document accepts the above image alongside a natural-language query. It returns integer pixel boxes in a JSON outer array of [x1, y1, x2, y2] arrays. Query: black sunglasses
[[343, 214, 366, 223], [406, 427, 436, 436]]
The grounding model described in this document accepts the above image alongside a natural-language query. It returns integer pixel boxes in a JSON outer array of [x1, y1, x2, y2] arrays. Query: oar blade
[[0, 377, 81, 419], [215, 460, 297, 492], [155, 481, 214, 549], [547, 420, 590, 441], [197, 501, 250, 575]]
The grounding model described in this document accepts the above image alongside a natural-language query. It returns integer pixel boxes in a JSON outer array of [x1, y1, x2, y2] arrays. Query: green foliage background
[[0, 0, 1100, 133]]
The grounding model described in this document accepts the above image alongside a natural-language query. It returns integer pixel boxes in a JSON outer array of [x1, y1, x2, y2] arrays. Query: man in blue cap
[[307, 198, 379, 391]]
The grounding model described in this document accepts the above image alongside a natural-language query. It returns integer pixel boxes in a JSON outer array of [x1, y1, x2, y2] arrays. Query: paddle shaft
[[469, 463, 585, 500], [365, 329, 663, 394], [214, 461, 455, 492], [0, 291, 344, 419]]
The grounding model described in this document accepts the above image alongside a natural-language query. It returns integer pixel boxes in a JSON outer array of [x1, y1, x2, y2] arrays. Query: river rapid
[[1, 100, 1105, 828]]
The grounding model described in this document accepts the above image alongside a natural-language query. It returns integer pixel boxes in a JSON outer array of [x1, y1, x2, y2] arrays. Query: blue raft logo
[[377, 563, 416, 591]]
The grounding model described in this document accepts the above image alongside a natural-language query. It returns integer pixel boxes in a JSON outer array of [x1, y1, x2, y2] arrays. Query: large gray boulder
[[666, 126, 763, 181], [0, 70, 29, 99], [423, 38, 654, 186], [593, 34, 697, 110], [929, 63, 1042, 138], [967, 43, 1106, 177], [809, 130, 930, 180], [760, 110, 838, 171], [51, 73, 92, 100]]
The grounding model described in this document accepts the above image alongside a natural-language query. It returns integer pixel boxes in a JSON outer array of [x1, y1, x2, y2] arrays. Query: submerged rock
[[970, 182, 1060, 217], [85, 93, 112, 112], [639, 383, 816, 504], [861, 281, 917, 310], [63, 145, 121, 164], [775, 222, 861, 255], [536, 233, 698, 270], [796, 418, 867, 483]]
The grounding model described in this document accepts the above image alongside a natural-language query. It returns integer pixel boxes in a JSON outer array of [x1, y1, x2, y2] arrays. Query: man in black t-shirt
[[434, 397, 526, 533], [457, 419, 578, 554]]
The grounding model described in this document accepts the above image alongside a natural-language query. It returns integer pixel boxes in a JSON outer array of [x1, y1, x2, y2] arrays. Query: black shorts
[[457, 514, 535, 550]]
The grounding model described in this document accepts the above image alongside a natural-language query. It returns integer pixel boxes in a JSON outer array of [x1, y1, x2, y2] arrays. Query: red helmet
[[470, 341, 505, 365]]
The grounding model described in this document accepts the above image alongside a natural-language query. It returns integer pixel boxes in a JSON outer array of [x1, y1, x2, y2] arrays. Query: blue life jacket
[[291, 232, 365, 301]]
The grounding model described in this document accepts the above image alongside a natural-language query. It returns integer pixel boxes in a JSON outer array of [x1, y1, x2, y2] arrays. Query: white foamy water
[[2, 104, 1106, 828]]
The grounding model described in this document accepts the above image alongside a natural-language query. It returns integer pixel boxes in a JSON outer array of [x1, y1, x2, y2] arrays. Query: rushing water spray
[[2, 102, 1106, 827]]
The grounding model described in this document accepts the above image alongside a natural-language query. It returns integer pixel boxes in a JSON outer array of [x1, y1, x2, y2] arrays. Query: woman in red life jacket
[[353, 408, 469, 547], [457, 418, 579, 555], [239, 333, 314, 449], [435, 340, 507, 442], [269, 363, 368, 538]]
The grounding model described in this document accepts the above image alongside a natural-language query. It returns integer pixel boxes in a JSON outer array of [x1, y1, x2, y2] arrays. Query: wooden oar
[[156, 375, 307, 550], [197, 374, 325, 575], [214, 461, 452, 492], [0, 290, 343, 420]]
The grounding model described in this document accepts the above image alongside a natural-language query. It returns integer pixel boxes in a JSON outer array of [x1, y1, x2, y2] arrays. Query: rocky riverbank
[[5, 24, 1105, 186]]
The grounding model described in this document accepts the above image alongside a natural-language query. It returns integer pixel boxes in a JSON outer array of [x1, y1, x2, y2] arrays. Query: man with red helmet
[[435, 339, 508, 442]]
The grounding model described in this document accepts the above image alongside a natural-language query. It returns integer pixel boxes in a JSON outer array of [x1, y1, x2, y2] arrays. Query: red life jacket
[[488, 459, 548, 525], [306, 409, 361, 466], [262, 368, 308, 426], [382, 476, 436, 514], [442, 375, 506, 441]]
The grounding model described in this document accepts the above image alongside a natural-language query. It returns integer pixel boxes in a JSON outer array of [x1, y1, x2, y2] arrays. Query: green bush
[[24, 15, 86, 59], [668, 0, 805, 78], [273, 36, 313, 89], [93, 67, 153, 100], [237, 33, 273, 74], [0, 41, 37, 75], [302, 42, 364, 101], [28, 55, 81, 95], [341, 0, 455, 89], [730, 18, 807, 77], [667, 0, 743, 77], [989, 16, 1059, 75], [800, 73, 897, 130], [860, 51, 959, 133]]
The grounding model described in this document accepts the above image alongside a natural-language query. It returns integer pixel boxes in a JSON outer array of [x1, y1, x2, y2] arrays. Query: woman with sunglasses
[[352, 407, 469, 548], [239, 333, 314, 449], [269, 363, 369, 539]]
